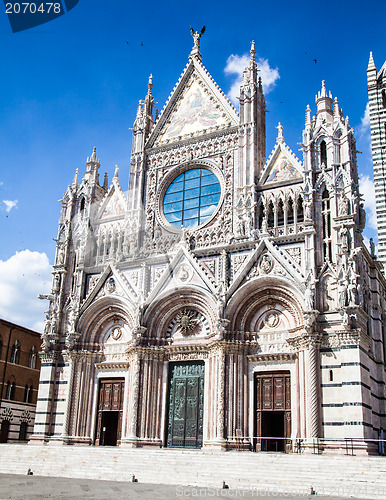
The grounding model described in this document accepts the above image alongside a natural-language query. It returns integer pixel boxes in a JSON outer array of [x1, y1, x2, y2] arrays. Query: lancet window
[[321, 188, 332, 262], [256, 193, 304, 235]]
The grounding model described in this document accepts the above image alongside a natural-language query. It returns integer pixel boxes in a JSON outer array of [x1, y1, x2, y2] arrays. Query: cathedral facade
[[32, 34, 386, 453]]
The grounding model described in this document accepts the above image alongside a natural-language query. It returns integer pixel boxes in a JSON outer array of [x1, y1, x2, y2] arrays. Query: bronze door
[[166, 361, 204, 448], [95, 378, 124, 446], [255, 372, 291, 452]]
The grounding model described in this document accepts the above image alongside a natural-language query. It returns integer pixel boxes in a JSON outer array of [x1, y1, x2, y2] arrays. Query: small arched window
[[28, 346, 37, 369], [322, 189, 332, 262], [297, 197, 304, 223], [277, 200, 284, 226], [24, 385, 33, 403], [10, 341, 20, 364], [80, 197, 86, 216], [6, 381, 15, 400], [382, 89, 386, 108], [267, 201, 275, 228], [257, 202, 265, 230], [320, 140, 327, 167]]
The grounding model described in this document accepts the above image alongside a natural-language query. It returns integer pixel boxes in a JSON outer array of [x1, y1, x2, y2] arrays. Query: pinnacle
[[367, 51, 376, 71], [250, 40, 256, 62]]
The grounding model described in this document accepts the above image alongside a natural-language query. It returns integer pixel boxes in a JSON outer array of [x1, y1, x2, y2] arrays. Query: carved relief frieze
[[285, 247, 302, 266], [230, 252, 249, 279], [199, 257, 219, 281]]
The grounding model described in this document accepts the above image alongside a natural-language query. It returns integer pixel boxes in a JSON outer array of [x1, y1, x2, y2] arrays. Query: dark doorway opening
[[100, 411, 119, 446], [254, 371, 291, 452], [95, 378, 124, 446], [0, 420, 10, 443], [261, 411, 285, 451]]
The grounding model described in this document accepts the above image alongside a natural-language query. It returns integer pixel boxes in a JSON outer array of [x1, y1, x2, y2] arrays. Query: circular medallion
[[105, 277, 116, 293], [264, 311, 280, 328], [111, 327, 122, 341], [259, 254, 273, 274], [175, 264, 193, 283]]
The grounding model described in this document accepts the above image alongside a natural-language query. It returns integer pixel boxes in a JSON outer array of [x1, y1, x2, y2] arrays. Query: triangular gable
[[227, 239, 305, 299], [147, 58, 238, 148], [146, 246, 218, 304], [260, 143, 303, 185], [79, 264, 137, 315], [98, 184, 126, 220]]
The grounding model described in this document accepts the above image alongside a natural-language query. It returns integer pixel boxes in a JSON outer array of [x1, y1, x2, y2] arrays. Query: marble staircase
[[1, 444, 386, 498]]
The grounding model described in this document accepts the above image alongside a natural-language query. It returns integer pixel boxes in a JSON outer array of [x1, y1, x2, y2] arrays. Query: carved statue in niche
[[325, 277, 337, 311], [339, 194, 350, 216], [154, 224, 162, 241], [304, 199, 312, 220], [237, 214, 245, 236], [261, 216, 268, 234], [339, 226, 349, 253], [304, 283, 314, 311], [338, 277, 348, 308], [348, 279, 358, 306]]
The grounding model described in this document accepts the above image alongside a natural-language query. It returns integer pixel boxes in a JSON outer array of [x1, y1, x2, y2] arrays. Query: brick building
[[0, 318, 41, 442]]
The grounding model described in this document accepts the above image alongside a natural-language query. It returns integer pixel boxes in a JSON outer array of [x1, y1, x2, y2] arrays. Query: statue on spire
[[190, 25, 206, 58]]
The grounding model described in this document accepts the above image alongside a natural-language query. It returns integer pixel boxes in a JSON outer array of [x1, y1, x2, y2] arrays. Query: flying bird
[[314, 59, 317, 64]]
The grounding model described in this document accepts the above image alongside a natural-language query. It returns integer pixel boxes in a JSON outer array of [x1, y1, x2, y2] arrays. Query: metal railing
[[228, 435, 386, 456]]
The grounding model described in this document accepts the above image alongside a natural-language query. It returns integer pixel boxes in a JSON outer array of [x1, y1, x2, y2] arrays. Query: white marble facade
[[32, 33, 386, 454]]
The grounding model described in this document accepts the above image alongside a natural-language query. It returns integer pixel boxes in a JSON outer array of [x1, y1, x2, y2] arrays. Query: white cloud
[[224, 53, 280, 106], [357, 102, 370, 138], [2, 200, 18, 212], [0, 250, 52, 332], [0, 181, 3, 186], [359, 174, 377, 230]]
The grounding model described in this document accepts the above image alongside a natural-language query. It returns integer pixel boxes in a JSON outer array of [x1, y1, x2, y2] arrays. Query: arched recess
[[77, 296, 135, 349], [226, 276, 304, 333], [143, 286, 217, 343]]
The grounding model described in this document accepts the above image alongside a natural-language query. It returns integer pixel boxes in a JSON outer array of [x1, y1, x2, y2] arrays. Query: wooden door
[[255, 372, 291, 452], [95, 378, 124, 446]]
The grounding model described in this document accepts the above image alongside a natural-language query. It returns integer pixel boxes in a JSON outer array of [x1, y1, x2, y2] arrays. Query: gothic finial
[[91, 147, 97, 161], [305, 104, 311, 127], [189, 25, 206, 59], [114, 165, 119, 179], [333, 96, 340, 118], [276, 122, 284, 144], [250, 40, 256, 62], [368, 51, 376, 71], [72, 168, 79, 189], [148, 74, 153, 94], [103, 172, 108, 190]]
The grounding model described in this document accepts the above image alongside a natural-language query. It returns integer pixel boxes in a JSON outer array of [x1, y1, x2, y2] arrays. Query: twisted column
[[308, 344, 319, 438]]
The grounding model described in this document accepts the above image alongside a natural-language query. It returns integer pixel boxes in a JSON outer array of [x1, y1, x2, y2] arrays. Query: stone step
[[1, 444, 386, 499]]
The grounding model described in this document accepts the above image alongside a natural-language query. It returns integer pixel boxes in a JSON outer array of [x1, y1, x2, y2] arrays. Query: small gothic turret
[[238, 41, 266, 185], [315, 81, 333, 124], [83, 147, 100, 186]]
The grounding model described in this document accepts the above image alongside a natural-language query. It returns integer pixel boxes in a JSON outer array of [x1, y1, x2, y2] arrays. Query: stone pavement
[[0, 473, 356, 500]]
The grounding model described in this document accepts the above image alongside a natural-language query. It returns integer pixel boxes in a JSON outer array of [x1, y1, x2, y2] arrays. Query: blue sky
[[0, 0, 385, 330]]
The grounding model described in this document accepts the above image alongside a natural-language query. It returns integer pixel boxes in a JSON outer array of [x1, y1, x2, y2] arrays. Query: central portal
[[166, 361, 204, 448]]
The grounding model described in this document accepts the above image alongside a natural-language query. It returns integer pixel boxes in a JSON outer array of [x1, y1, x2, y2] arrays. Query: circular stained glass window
[[163, 168, 221, 229]]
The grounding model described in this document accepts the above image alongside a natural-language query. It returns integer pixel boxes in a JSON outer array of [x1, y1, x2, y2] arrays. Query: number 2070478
[[5, 3, 62, 14]]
